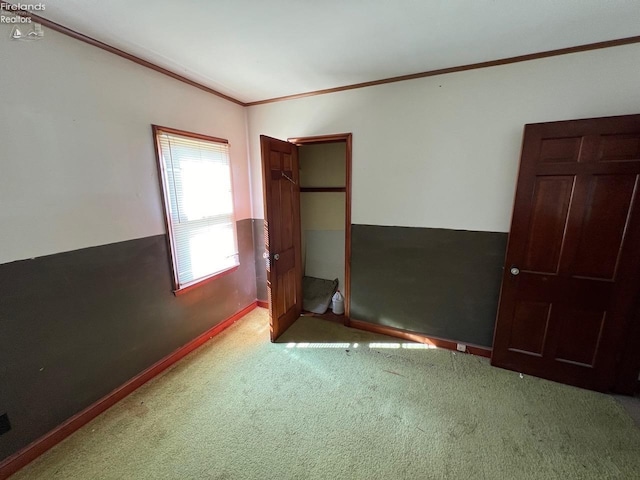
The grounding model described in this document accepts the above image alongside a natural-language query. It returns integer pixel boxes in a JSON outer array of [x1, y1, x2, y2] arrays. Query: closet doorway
[[260, 133, 352, 341], [289, 134, 352, 324]]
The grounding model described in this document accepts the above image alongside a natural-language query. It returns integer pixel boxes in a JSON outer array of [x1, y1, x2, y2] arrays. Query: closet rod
[[300, 187, 346, 193]]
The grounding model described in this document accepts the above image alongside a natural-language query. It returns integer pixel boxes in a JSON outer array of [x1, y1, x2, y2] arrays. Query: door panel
[[260, 135, 302, 341], [492, 114, 640, 392], [570, 175, 636, 279], [599, 134, 640, 161], [521, 176, 573, 273], [539, 137, 582, 163], [554, 308, 606, 367], [508, 301, 551, 356]]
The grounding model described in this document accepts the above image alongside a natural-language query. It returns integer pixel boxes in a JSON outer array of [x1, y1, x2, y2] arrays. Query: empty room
[[1, 1, 640, 479]]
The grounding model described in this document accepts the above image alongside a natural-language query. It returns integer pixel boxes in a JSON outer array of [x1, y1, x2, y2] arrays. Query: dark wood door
[[492, 114, 640, 392], [260, 135, 303, 341]]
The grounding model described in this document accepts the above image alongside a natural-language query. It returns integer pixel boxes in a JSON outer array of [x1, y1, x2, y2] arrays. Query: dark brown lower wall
[[0, 219, 256, 462], [350, 224, 507, 347], [252, 221, 507, 347]]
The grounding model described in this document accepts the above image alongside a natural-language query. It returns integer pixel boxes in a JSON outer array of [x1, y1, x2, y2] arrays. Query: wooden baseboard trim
[[0, 301, 258, 480], [349, 319, 492, 358], [257, 300, 269, 309]]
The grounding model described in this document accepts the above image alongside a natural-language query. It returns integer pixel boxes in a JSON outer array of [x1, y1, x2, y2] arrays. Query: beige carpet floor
[[11, 308, 640, 479]]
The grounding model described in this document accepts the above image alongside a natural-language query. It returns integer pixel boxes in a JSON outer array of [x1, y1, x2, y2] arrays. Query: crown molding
[[3, 4, 640, 108], [246, 35, 640, 106]]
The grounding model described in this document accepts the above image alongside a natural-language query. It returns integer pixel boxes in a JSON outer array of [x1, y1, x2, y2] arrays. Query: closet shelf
[[300, 187, 346, 193]]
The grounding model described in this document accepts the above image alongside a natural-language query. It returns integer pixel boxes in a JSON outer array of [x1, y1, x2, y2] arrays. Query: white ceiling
[[36, 0, 640, 103]]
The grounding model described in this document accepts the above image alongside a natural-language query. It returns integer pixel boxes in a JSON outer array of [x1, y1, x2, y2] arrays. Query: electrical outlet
[[456, 343, 467, 353], [0, 413, 11, 435]]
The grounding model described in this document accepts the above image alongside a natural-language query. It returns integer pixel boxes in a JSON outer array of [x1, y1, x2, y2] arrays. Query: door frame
[[287, 133, 353, 323]]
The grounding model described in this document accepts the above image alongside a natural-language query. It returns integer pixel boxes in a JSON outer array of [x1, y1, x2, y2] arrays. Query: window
[[153, 126, 239, 292]]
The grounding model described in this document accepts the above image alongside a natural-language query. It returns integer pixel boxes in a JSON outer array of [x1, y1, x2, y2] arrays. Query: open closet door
[[260, 135, 303, 341]]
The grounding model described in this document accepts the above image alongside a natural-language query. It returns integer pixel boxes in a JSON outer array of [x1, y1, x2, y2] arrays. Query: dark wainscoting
[[0, 219, 256, 462], [350, 224, 507, 347]]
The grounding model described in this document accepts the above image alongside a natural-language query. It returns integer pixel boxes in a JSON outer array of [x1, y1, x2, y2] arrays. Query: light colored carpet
[[11, 309, 640, 479]]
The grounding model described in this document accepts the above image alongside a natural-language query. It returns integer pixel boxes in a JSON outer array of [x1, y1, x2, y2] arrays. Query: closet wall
[[299, 143, 346, 290]]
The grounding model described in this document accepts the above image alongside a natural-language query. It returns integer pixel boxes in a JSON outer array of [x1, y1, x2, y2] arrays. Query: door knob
[[274, 253, 280, 261], [510, 267, 520, 276]]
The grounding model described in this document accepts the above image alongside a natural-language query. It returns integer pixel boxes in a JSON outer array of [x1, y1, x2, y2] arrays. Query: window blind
[[156, 129, 238, 289]]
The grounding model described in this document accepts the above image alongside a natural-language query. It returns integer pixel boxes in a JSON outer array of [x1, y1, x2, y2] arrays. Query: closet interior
[[298, 142, 347, 319]]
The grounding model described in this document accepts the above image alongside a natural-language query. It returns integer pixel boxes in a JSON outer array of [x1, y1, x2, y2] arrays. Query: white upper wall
[[247, 44, 640, 233], [0, 28, 251, 265], [3, 30, 639, 265]]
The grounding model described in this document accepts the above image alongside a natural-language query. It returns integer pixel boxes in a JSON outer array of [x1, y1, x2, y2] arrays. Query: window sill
[[173, 264, 239, 296]]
